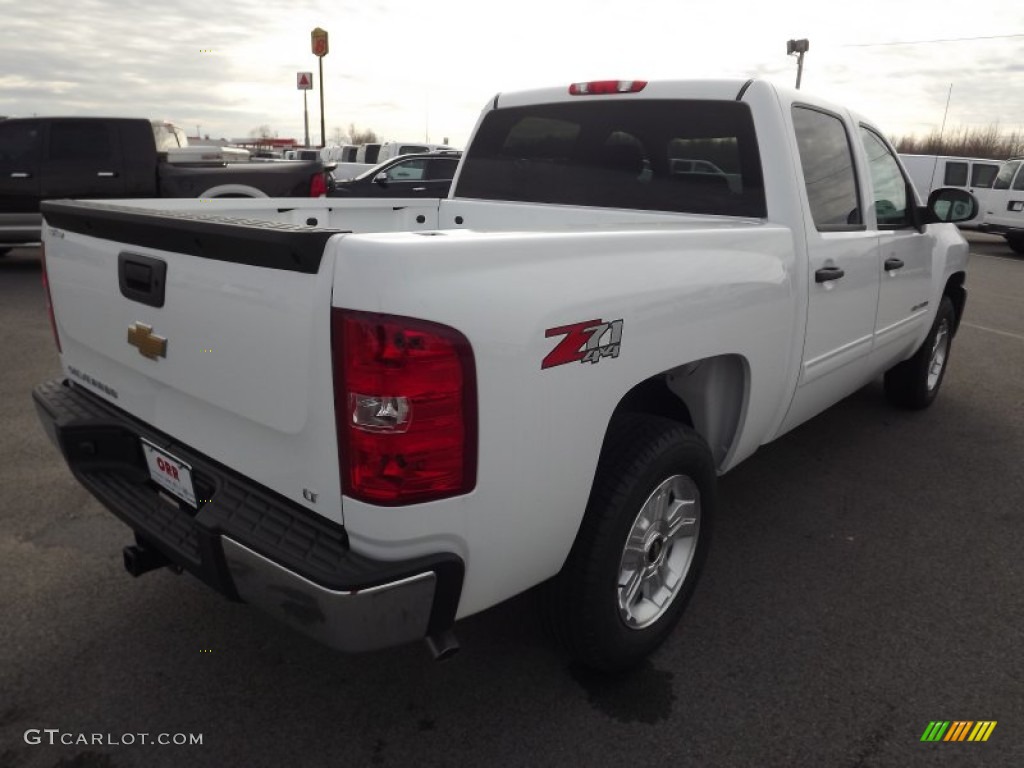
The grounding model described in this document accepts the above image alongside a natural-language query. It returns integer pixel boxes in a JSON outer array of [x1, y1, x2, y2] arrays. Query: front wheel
[[883, 295, 956, 409], [544, 415, 716, 671]]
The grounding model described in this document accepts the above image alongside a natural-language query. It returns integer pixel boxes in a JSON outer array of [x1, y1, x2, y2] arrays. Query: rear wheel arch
[[606, 354, 749, 471], [195, 184, 268, 198]]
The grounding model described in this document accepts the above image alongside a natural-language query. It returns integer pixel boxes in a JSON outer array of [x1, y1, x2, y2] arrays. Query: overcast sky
[[2, 0, 1022, 149]]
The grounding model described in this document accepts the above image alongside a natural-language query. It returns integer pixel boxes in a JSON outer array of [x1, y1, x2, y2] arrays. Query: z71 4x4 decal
[[542, 319, 624, 370]]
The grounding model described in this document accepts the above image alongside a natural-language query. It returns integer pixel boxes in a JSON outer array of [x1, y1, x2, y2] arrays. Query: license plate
[[141, 439, 197, 507]]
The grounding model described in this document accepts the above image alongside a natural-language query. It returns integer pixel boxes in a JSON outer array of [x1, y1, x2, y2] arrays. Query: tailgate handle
[[118, 253, 167, 308]]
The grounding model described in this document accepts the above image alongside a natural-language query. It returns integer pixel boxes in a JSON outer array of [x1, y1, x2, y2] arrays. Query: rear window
[[993, 160, 1020, 190], [456, 99, 766, 217], [970, 163, 999, 188], [943, 162, 968, 187]]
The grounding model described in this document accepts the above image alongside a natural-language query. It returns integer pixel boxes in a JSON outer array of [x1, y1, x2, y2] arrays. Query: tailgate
[[41, 200, 346, 523]]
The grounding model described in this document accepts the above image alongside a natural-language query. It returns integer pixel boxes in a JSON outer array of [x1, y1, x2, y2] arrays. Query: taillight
[[40, 245, 62, 353], [332, 309, 477, 506], [309, 171, 327, 197], [568, 80, 647, 96]]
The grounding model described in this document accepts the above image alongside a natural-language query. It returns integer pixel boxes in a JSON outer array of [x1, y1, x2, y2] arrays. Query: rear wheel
[[883, 295, 956, 409], [1006, 235, 1024, 255], [544, 414, 716, 671]]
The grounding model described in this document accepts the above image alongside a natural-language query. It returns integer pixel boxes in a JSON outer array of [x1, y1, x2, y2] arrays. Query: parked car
[[328, 151, 462, 197], [375, 141, 457, 164], [355, 143, 381, 164], [284, 148, 322, 161], [321, 144, 359, 163]]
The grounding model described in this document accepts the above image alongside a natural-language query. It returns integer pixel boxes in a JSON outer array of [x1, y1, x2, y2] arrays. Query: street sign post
[[310, 28, 329, 147], [311, 28, 329, 57], [297, 72, 313, 147]]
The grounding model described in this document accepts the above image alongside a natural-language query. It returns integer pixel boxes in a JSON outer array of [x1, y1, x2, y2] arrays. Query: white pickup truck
[[33, 79, 976, 671]]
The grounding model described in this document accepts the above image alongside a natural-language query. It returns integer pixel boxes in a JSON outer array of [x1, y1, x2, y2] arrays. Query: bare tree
[[891, 125, 1024, 159], [250, 124, 276, 139], [347, 123, 379, 145]]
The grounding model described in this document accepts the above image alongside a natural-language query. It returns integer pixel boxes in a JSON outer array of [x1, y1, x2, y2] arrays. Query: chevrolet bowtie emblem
[[127, 322, 167, 360]]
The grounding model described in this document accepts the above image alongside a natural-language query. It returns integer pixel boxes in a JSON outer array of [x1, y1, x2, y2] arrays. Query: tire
[[544, 414, 716, 671], [1006, 235, 1024, 255], [883, 295, 956, 410]]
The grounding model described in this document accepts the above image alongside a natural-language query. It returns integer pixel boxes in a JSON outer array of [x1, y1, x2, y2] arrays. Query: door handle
[[815, 266, 845, 283], [10, 172, 31, 179], [97, 171, 118, 178], [884, 258, 905, 271], [412, 187, 427, 192]]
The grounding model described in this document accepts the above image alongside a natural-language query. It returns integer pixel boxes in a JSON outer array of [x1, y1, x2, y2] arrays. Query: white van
[[320, 145, 359, 164], [355, 143, 381, 164], [978, 158, 1024, 253], [376, 141, 456, 163], [899, 154, 1002, 228]]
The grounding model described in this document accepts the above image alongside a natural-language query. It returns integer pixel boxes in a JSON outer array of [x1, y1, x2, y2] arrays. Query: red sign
[[311, 28, 329, 57], [297, 71, 313, 90]]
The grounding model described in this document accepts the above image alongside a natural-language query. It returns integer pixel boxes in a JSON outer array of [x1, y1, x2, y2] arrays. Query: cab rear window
[[456, 99, 766, 217]]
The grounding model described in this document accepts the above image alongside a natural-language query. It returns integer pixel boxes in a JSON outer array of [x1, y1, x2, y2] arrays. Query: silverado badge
[[127, 322, 167, 360]]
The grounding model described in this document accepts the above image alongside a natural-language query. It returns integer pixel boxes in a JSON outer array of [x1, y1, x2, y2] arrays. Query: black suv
[[329, 151, 462, 198]]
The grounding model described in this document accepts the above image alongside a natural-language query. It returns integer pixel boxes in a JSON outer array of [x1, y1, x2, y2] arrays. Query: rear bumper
[[32, 378, 463, 653], [0, 212, 43, 245]]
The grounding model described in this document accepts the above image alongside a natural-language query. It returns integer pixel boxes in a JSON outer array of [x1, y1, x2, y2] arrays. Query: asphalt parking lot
[[1, 234, 1021, 768]]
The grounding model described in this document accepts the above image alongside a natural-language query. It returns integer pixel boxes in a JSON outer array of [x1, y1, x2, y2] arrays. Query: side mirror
[[373, 172, 388, 185], [922, 187, 978, 224]]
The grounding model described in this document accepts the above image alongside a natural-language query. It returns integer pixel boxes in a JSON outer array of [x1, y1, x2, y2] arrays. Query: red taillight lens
[[332, 309, 477, 506], [309, 171, 327, 197], [40, 245, 62, 353], [568, 80, 647, 96]]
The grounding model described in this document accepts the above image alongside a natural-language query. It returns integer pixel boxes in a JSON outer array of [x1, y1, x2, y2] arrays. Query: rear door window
[[47, 121, 115, 163], [792, 106, 862, 229], [427, 158, 460, 180], [970, 163, 999, 188], [456, 99, 765, 217], [993, 161, 1020, 190], [943, 162, 968, 186]]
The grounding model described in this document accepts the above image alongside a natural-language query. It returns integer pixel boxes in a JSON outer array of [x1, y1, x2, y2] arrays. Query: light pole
[[311, 28, 329, 148], [787, 39, 809, 89]]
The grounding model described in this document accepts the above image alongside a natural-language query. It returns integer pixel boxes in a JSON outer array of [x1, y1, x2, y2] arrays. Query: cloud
[[2, 0, 1022, 146]]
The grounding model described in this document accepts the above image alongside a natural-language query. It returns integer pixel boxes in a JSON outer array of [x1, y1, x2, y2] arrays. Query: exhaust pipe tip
[[425, 630, 460, 661], [122, 544, 171, 578]]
